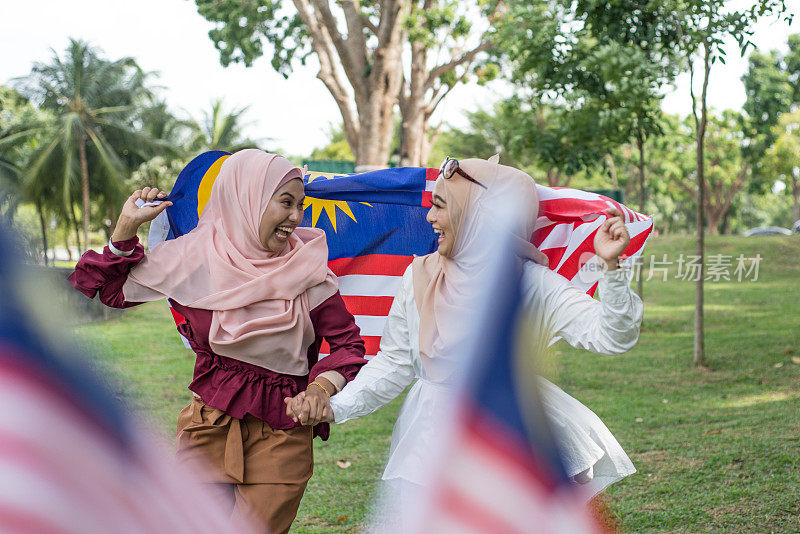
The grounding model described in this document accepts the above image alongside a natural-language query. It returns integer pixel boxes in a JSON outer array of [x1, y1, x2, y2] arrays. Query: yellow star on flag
[[304, 172, 371, 232]]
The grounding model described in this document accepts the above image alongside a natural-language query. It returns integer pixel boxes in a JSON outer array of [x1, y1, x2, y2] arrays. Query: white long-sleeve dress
[[330, 260, 644, 497]]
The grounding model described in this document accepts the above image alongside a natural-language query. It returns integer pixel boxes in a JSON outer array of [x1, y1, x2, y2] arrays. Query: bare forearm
[[309, 376, 336, 396], [111, 216, 139, 242]]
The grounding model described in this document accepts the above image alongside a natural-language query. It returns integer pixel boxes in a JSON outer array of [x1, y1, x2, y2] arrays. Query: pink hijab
[[412, 156, 546, 380], [123, 149, 337, 375]]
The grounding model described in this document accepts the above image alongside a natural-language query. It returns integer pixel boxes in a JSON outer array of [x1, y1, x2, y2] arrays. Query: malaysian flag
[[150, 152, 653, 357]]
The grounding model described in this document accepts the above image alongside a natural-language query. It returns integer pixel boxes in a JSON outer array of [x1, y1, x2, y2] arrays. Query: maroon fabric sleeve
[[67, 237, 145, 309], [308, 291, 368, 384]]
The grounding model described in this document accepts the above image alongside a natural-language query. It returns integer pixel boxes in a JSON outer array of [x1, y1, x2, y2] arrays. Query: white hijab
[[412, 156, 545, 381]]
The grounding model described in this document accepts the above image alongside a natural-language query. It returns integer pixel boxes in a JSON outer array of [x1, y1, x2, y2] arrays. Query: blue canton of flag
[[302, 167, 437, 261]]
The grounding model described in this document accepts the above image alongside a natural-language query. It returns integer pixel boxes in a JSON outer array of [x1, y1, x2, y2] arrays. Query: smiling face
[[426, 181, 456, 257], [258, 178, 305, 253]]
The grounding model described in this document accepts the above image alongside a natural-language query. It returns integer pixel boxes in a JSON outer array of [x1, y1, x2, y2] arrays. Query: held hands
[[593, 208, 630, 269], [112, 187, 172, 242], [283, 381, 335, 426]]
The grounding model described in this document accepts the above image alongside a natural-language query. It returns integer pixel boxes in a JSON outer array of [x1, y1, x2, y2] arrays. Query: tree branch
[[310, 0, 367, 97], [339, 0, 370, 72], [427, 70, 469, 116], [425, 41, 492, 90], [360, 13, 379, 35], [720, 165, 748, 215], [316, 70, 360, 152], [292, 0, 360, 149], [377, 0, 404, 47], [675, 176, 696, 196]]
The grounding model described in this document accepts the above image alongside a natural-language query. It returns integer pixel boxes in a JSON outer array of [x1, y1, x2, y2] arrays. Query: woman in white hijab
[[287, 155, 642, 501]]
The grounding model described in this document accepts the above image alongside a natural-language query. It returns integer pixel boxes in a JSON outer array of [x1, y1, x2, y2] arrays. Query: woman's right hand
[[111, 187, 172, 242]]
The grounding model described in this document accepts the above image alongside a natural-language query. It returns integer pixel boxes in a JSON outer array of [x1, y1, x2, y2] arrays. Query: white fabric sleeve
[[539, 266, 643, 355], [108, 238, 134, 257], [330, 270, 416, 424]]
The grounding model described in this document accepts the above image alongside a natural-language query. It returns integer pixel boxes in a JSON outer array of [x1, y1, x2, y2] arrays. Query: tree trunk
[[64, 232, 73, 262], [354, 91, 399, 170], [37, 201, 49, 266], [720, 205, 731, 235], [546, 169, 564, 187], [691, 42, 711, 367], [290, 0, 404, 171], [421, 125, 442, 166], [78, 135, 90, 251], [70, 202, 82, 252], [399, 41, 429, 167], [354, 43, 404, 171], [706, 214, 720, 235], [106, 203, 117, 241], [792, 175, 800, 221], [605, 154, 619, 189], [636, 129, 646, 299], [398, 4, 493, 167]]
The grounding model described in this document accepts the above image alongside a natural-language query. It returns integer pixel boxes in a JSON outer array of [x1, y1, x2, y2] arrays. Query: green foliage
[[186, 98, 263, 153], [786, 33, 800, 103], [0, 86, 44, 220], [741, 51, 793, 189], [762, 109, 800, 219], [4, 40, 274, 255], [493, 0, 676, 177], [128, 156, 190, 192], [308, 124, 354, 162], [12, 39, 170, 240], [404, 3, 473, 48], [434, 100, 537, 170], [195, 0, 309, 77], [763, 110, 800, 183]]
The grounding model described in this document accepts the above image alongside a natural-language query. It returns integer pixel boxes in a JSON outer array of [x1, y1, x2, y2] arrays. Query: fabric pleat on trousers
[[176, 397, 313, 534]]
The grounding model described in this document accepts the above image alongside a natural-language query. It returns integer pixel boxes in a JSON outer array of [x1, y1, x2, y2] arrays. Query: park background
[[1, 0, 799, 532]]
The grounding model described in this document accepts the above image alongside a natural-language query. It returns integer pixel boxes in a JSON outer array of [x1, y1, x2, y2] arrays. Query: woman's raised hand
[[593, 208, 630, 268], [112, 187, 172, 242]]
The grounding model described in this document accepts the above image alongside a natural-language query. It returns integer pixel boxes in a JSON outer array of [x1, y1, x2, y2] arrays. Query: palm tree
[[187, 99, 262, 153], [0, 87, 60, 263], [15, 39, 167, 250], [1, 87, 30, 224]]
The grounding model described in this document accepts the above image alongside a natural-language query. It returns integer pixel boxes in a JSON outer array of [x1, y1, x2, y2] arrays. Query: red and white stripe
[[414, 409, 601, 534], [0, 350, 248, 534]]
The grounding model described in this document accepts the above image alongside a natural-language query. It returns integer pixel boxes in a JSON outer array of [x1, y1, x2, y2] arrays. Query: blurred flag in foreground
[[0, 226, 252, 533], [150, 152, 652, 357], [401, 199, 603, 534]]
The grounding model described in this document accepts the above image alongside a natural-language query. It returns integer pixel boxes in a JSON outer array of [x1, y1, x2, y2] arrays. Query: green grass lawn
[[73, 235, 800, 533]]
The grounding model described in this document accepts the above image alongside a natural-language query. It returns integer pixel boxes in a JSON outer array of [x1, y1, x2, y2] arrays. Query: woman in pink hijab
[[69, 149, 367, 533]]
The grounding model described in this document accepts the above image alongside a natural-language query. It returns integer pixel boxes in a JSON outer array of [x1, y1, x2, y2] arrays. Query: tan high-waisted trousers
[[176, 397, 313, 534]]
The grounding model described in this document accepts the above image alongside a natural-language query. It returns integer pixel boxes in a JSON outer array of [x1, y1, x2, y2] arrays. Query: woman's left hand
[[594, 208, 630, 267]]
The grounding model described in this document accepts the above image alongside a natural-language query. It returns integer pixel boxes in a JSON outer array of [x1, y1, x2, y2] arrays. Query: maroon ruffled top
[[68, 237, 367, 440]]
